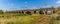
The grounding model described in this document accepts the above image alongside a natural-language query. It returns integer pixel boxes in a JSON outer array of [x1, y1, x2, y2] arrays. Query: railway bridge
[[5, 8, 57, 15]]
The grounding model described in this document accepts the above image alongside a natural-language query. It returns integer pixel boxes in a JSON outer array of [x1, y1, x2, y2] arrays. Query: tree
[[0, 10, 3, 14]]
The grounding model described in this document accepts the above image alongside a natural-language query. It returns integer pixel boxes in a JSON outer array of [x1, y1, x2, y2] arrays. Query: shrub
[[0, 10, 3, 14]]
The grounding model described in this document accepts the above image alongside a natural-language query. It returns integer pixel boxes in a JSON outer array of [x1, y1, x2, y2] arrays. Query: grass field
[[0, 14, 44, 24], [0, 13, 59, 24]]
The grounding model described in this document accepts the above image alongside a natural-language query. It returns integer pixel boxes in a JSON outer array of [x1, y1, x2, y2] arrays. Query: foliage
[[0, 10, 3, 14]]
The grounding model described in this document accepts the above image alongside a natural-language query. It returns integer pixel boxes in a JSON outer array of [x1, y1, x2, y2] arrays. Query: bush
[[0, 10, 3, 14], [56, 16, 60, 20]]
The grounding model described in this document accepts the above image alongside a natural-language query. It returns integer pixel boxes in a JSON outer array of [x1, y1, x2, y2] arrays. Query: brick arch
[[21, 11, 24, 14], [39, 10, 44, 14], [46, 10, 52, 15], [25, 11, 31, 15], [34, 11, 36, 14], [53, 10, 56, 13]]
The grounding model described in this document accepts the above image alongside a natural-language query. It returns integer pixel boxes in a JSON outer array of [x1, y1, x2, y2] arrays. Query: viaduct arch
[[5, 8, 57, 15]]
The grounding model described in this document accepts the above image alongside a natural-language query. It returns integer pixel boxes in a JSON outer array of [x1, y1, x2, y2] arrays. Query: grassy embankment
[[50, 8, 60, 24]]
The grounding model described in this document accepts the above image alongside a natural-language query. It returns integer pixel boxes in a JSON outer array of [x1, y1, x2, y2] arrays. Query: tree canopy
[[0, 10, 3, 14]]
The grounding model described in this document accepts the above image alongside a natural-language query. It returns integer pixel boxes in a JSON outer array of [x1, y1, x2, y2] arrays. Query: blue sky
[[0, 0, 60, 11]]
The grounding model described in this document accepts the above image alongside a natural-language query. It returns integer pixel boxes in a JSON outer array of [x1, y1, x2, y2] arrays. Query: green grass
[[0, 13, 58, 24], [50, 15, 60, 24], [0, 14, 43, 24], [0, 13, 57, 24]]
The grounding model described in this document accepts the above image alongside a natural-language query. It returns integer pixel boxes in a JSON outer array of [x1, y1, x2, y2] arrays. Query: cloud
[[43, 5, 52, 8], [56, 0, 60, 3], [10, 3, 14, 6], [32, 7, 37, 9]]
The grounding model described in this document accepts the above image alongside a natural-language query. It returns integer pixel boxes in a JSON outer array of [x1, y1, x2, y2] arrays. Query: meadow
[[0, 14, 45, 24], [0, 13, 59, 24]]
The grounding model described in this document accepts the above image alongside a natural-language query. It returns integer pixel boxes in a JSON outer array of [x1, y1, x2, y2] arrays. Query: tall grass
[[0, 14, 43, 24]]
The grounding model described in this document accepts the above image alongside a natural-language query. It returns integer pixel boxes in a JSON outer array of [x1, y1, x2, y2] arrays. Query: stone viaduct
[[5, 7, 57, 15]]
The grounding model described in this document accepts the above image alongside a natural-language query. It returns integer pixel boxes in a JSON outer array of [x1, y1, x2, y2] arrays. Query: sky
[[0, 0, 60, 11]]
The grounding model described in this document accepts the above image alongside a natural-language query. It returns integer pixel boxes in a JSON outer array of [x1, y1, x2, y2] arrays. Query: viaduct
[[5, 7, 57, 15]]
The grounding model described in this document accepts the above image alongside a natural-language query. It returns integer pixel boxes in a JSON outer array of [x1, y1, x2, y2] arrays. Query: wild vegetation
[[0, 14, 45, 24], [50, 7, 60, 24], [0, 7, 60, 24]]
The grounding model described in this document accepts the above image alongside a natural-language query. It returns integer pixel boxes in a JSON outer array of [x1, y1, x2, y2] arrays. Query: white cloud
[[32, 7, 37, 9], [47, 5, 52, 7], [56, 0, 60, 3], [43, 5, 51, 8], [10, 3, 14, 6]]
